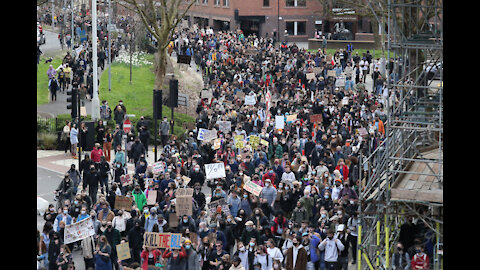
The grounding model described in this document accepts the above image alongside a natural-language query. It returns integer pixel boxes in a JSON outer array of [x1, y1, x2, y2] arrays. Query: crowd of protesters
[[37, 23, 433, 270]]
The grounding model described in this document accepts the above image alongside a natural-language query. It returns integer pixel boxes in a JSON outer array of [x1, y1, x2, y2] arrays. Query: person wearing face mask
[[241, 221, 260, 247], [318, 228, 345, 270], [94, 235, 113, 270], [181, 239, 199, 270], [335, 224, 350, 270], [179, 215, 197, 232], [102, 220, 121, 270], [190, 164, 206, 187], [259, 179, 277, 207], [54, 206, 73, 232], [76, 206, 90, 222], [55, 174, 75, 206], [67, 164, 82, 194], [229, 255, 246, 270], [144, 207, 160, 232], [410, 244, 429, 270], [44, 204, 58, 224], [85, 165, 101, 205], [127, 220, 145, 264], [391, 242, 410, 270], [285, 235, 308, 270], [132, 184, 147, 211]]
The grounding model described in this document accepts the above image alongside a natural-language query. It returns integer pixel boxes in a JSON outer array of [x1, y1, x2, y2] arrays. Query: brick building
[[181, 0, 374, 43]]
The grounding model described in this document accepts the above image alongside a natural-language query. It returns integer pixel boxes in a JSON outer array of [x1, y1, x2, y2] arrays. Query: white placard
[[152, 161, 166, 174], [335, 76, 346, 87], [275, 115, 285, 129], [64, 217, 96, 244], [205, 163, 226, 179], [245, 95, 256, 105], [197, 128, 208, 141], [216, 121, 232, 133], [203, 129, 218, 142]]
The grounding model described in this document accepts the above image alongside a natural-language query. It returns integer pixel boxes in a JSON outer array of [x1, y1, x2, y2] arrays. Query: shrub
[[37, 132, 58, 150]]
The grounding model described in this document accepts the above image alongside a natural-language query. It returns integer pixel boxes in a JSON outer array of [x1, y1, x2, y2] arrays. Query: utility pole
[[91, 0, 100, 120], [71, 0, 74, 52], [51, 0, 55, 28], [108, 0, 112, 91]]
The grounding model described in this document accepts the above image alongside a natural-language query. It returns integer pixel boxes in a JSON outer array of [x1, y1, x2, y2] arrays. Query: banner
[[306, 73, 316, 81], [201, 89, 213, 99], [64, 217, 95, 244], [205, 163, 226, 179], [120, 174, 133, 187], [143, 232, 182, 249], [327, 70, 336, 77], [243, 180, 263, 197], [116, 242, 131, 261], [275, 115, 285, 130], [286, 114, 297, 124], [244, 95, 256, 105], [114, 195, 133, 211]]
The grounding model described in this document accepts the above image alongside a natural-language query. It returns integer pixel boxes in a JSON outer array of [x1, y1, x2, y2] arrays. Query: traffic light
[[67, 88, 78, 118], [153, 90, 162, 119], [169, 79, 178, 108]]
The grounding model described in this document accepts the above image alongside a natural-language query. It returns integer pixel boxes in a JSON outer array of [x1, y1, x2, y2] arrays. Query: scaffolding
[[357, 1, 443, 269]]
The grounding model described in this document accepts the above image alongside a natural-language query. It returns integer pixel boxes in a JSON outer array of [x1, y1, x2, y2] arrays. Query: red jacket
[[335, 165, 349, 181], [90, 148, 103, 163], [140, 249, 163, 270], [271, 216, 288, 236], [411, 253, 429, 270]]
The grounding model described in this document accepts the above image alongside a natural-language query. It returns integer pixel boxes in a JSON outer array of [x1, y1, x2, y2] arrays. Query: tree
[[118, 0, 195, 99]]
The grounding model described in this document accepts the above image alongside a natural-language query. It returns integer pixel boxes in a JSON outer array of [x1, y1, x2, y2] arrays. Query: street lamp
[[284, 30, 289, 45]]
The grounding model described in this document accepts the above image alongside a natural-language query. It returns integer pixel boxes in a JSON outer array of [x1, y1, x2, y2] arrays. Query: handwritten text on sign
[[143, 232, 182, 249], [243, 180, 263, 197], [205, 163, 226, 179], [64, 217, 96, 244]]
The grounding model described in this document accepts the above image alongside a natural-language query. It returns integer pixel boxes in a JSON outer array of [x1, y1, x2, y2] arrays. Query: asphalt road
[[39, 29, 64, 57]]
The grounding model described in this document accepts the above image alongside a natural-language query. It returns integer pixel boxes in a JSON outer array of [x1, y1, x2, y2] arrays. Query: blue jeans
[[38, 253, 49, 268], [345, 79, 354, 90]]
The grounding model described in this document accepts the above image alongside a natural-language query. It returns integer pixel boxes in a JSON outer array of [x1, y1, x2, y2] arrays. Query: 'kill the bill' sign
[[143, 232, 182, 249]]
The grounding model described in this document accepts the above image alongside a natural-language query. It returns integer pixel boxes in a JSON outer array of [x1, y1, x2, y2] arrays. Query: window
[[263, 0, 270, 7], [215, 0, 220, 6], [223, 0, 229, 7], [286, 21, 307, 35], [286, 0, 306, 7], [203, 0, 208, 4]]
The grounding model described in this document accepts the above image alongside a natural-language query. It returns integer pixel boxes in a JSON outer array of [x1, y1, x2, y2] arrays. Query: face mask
[[328, 236, 333, 240], [63, 210, 68, 214], [249, 242, 255, 246], [246, 226, 253, 232], [81, 210, 86, 214], [183, 219, 188, 223], [265, 183, 269, 187], [321, 214, 326, 218], [185, 245, 191, 250], [285, 186, 289, 190], [324, 195, 329, 199], [239, 247, 245, 252], [195, 168, 200, 172], [243, 194, 248, 198]]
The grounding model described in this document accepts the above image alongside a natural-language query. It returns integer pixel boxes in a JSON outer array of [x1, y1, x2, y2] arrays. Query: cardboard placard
[[114, 195, 133, 211], [120, 174, 133, 187], [176, 188, 194, 197], [201, 89, 213, 99], [312, 67, 322, 74], [208, 198, 231, 216], [286, 114, 297, 123], [143, 232, 183, 249], [176, 196, 192, 216], [236, 91, 245, 99], [310, 114, 323, 123], [243, 180, 263, 197], [181, 176, 191, 186], [260, 139, 269, 147], [147, 191, 157, 205], [168, 213, 179, 228], [306, 73, 316, 81], [327, 70, 336, 77], [234, 135, 245, 149], [116, 242, 131, 261], [64, 217, 96, 244], [205, 163, 226, 179], [213, 138, 222, 150]]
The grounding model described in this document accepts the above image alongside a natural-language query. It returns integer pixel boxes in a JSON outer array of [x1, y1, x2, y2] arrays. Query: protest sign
[[260, 139, 269, 147], [169, 213, 179, 228], [310, 114, 323, 123], [306, 73, 316, 81], [205, 163, 226, 179], [234, 135, 245, 149], [176, 196, 192, 216], [357, 127, 368, 137], [245, 95, 256, 105], [208, 198, 231, 216], [249, 135, 260, 149], [143, 232, 183, 249], [201, 89, 213, 99], [275, 115, 285, 129], [335, 76, 346, 87], [181, 175, 191, 186], [176, 188, 194, 197], [286, 114, 297, 123], [147, 191, 157, 205], [236, 91, 245, 99], [312, 67, 322, 74], [64, 217, 95, 244], [342, 97, 349, 105], [213, 138, 222, 150], [197, 128, 217, 141], [327, 70, 336, 77], [152, 161, 165, 174], [120, 174, 133, 187], [243, 180, 263, 197], [116, 242, 131, 261], [115, 196, 133, 211], [216, 121, 231, 133]]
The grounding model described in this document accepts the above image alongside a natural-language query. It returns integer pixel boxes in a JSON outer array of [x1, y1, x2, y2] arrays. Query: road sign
[[123, 119, 132, 133], [178, 93, 188, 107]]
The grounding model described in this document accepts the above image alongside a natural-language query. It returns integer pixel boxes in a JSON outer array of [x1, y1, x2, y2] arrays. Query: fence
[[37, 116, 59, 134]]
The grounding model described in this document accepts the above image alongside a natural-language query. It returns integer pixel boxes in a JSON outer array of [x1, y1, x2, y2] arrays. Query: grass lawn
[[37, 56, 63, 105], [307, 48, 393, 60], [98, 57, 195, 138]]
